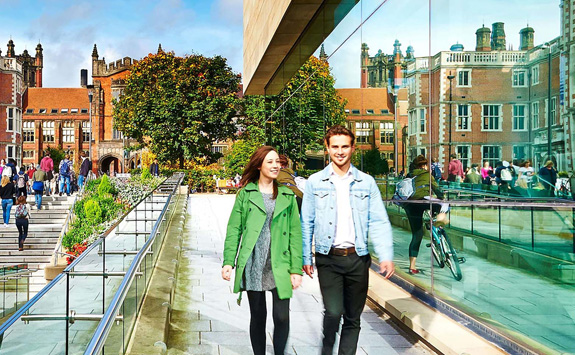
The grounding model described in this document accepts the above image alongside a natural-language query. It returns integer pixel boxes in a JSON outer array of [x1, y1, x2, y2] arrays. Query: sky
[[0, 0, 561, 89], [0, 0, 243, 87]]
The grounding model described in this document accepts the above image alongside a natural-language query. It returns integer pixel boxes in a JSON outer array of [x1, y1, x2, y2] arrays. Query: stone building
[[0, 54, 24, 166]]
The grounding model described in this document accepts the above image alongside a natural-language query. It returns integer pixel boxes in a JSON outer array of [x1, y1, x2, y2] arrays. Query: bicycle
[[423, 210, 465, 281]]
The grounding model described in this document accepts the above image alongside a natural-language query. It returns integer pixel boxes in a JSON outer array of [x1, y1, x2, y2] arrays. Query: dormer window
[[51, 109, 58, 114], [25, 109, 33, 114], [70, 108, 78, 114], [81, 109, 88, 114], [39, 109, 47, 114], [61, 108, 69, 114]]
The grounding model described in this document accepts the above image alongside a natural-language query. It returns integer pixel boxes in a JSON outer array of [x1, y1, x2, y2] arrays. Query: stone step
[[25, 195, 73, 202], [0, 250, 54, 256], [0, 256, 51, 264], [0, 263, 46, 270], [0, 224, 62, 232], [0, 244, 56, 251], [7, 217, 67, 224], [0, 233, 59, 239]]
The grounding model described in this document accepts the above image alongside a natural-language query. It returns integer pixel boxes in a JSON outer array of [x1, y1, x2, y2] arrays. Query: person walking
[[447, 154, 464, 183], [32, 165, 45, 210], [15, 167, 28, 198], [222, 146, 302, 355], [301, 125, 394, 355], [149, 159, 160, 177], [0, 176, 16, 227], [464, 163, 482, 185], [78, 151, 92, 190], [480, 161, 493, 185], [40, 152, 54, 196], [403, 155, 448, 274], [3, 159, 17, 181], [14, 196, 30, 251], [58, 155, 72, 196], [277, 154, 303, 210], [539, 160, 558, 196]]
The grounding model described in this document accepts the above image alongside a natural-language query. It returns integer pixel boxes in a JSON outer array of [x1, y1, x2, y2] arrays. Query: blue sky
[[0, 0, 243, 87], [0, 0, 561, 89]]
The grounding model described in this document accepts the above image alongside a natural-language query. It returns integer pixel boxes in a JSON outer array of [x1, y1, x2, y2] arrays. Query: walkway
[[167, 194, 434, 355]]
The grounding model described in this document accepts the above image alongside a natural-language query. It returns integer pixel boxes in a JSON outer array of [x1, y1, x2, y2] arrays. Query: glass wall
[[263, 0, 574, 353]]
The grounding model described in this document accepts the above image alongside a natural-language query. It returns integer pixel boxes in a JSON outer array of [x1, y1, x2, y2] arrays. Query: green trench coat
[[223, 182, 303, 300]]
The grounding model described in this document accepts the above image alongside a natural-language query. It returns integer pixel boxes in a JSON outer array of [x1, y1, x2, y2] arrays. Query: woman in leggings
[[403, 155, 448, 275], [222, 146, 303, 354]]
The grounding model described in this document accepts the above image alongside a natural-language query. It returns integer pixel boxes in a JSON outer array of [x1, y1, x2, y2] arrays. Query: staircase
[[0, 194, 74, 295]]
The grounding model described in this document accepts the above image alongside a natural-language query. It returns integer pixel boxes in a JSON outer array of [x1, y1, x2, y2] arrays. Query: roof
[[24, 88, 90, 111], [337, 88, 394, 112]]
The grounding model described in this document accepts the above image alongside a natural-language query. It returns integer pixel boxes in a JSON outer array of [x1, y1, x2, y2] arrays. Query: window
[[457, 104, 470, 131], [344, 109, 350, 114], [457, 145, 471, 170], [419, 109, 426, 133], [42, 121, 55, 142], [63, 121, 74, 143], [61, 108, 69, 114], [211, 146, 228, 154], [380, 109, 389, 114], [113, 124, 124, 140], [23, 122, 34, 143], [482, 105, 501, 131], [51, 109, 58, 114], [408, 110, 417, 135], [82, 121, 92, 143], [512, 69, 527, 87], [366, 109, 374, 115], [7, 108, 14, 131], [81, 108, 88, 114], [351, 109, 360, 115], [513, 104, 527, 131], [26, 109, 33, 114], [457, 70, 471, 87], [545, 97, 558, 126], [23, 150, 34, 159], [531, 65, 540, 85], [532, 101, 540, 129], [355, 122, 372, 144], [513, 145, 526, 160], [39, 108, 47, 114], [482, 145, 501, 168], [380, 122, 394, 144], [6, 145, 15, 160], [70, 108, 78, 114]]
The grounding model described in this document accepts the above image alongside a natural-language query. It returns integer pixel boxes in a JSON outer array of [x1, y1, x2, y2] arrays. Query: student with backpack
[[0, 176, 16, 227], [16, 168, 28, 198], [59, 155, 72, 196], [14, 196, 30, 251], [401, 155, 448, 275]]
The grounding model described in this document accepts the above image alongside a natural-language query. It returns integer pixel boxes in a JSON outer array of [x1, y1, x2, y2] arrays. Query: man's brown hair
[[324, 125, 355, 146]]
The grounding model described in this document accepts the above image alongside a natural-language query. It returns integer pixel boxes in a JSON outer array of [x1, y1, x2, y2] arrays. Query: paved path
[[167, 194, 433, 355]]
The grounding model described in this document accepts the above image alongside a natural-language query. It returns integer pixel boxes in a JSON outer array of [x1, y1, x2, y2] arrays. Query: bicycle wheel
[[441, 230, 462, 281], [430, 228, 445, 268]]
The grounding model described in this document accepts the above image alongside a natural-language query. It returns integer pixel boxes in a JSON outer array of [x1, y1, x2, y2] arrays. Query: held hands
[[221, 265, 232, 281], [291, 274, 302, 289], [379, 260, 395, 279]]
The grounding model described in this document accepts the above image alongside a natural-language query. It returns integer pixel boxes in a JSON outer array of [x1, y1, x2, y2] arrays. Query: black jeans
[[316, 252, 371, 355], [16, 218, 28, 245], [404, 202, 442, 257], [246, 288, 290, 355]]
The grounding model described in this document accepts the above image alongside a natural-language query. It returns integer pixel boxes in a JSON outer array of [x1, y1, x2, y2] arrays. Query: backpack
[[14, 204, 27, 219], [431, 164, 442, 181], [286, 172, 307, 193], [392, 174, 429, 205], [59, 161, 70, 176], [2, 166, 11, 177], [501, 168, 512, 182], [17, 174, 26, 188]]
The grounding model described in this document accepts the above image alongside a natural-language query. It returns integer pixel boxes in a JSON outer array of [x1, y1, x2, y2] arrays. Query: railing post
[[498, 204, 502, 242], [531, 207, 535, 251], [65, 271, 70, 355]]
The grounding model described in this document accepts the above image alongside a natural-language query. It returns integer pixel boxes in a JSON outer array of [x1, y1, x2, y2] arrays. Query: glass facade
[[262, 0, 574, 353]]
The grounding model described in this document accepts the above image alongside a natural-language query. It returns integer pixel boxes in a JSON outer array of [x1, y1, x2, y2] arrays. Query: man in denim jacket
[[301, 125, 394, 355]]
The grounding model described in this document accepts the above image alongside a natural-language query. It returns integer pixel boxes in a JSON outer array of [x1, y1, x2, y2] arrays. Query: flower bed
[[63, 172, 163, 264]]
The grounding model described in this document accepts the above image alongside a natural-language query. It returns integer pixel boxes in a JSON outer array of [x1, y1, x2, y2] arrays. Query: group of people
[[222, 125, 394, 355], [432, 154, 559, 196], [0, 151, 92, 252]]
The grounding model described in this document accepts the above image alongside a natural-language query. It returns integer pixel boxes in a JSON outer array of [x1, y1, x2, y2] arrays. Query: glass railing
[[0, 264, 32, 320], [0, 173, 184, 354]]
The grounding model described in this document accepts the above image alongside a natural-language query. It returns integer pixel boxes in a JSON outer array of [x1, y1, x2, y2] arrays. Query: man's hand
[[291, 274, 302, 289], [379, 260, 395, 279], [221, 265, 233, 281], [303, 265, 314, 279]]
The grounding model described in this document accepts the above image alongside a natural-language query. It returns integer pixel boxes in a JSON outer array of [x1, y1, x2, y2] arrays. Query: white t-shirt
[[329, 165, 356, 248]]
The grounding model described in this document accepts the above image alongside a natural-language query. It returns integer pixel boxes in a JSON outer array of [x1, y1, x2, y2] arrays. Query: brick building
[[406, 22, 564, 172]]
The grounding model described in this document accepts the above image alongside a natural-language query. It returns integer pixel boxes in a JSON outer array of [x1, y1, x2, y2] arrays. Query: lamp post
[[546, 42, 552, 162], [393, 90, 398, 174], [88, 91, 93, 162], [447, 74, 455, 159]]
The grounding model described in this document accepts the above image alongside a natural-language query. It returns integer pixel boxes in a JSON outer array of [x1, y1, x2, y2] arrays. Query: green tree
[[362, 148, 389, 176], [238, 56, 346, 165], [113, 51, 241, 168]]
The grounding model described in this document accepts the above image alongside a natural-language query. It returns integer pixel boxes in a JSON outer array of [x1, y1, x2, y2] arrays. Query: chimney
[[491, 22, 506, 51], [520, 26, 535, 50], [475, 25, 492, 51], [80, 69, 88, 87]]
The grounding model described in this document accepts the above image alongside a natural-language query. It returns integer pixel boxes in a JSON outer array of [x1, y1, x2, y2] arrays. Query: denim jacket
[[301, 164, 393, 265]]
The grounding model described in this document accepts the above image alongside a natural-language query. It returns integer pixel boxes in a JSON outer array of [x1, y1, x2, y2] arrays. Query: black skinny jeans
[[16, 218, 28, 244], [404, 202, 442, 257], [246, 288, 290, 355], [316, 252, 371, 355]]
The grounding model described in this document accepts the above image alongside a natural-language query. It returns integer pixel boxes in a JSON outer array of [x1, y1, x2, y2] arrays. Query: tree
[[239, 56, 346, 165], [113, 51, 241, 168], [362, 148, 389, 176]]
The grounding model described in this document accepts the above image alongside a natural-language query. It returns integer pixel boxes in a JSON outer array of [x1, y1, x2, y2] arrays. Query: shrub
[[98, 175, 114, 198], [141, 168, 152, 181], [84, 199, 102, 223]]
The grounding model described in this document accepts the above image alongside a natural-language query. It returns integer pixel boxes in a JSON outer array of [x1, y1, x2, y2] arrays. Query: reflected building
[[406, 21, 567, 171]]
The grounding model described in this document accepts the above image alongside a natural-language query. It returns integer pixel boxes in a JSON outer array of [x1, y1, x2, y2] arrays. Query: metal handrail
[[84, 172, 184, 354], [0, 175, 169, 336]]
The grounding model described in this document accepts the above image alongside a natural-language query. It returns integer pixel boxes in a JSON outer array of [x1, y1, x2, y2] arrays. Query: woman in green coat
[[222, 146, 303, 355]]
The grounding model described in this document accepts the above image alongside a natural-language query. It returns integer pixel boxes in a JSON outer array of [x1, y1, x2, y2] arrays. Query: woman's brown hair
[[16, 196, 26, 205], [240, 146, 279, 199]]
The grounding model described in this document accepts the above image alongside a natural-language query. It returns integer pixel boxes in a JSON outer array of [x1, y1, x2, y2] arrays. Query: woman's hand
[[291, 274, 302, 289], [221, 265, 233, 281]]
